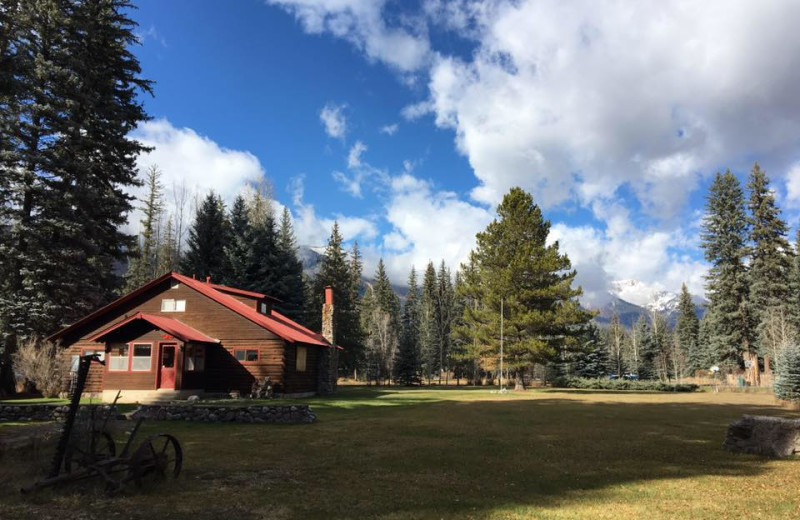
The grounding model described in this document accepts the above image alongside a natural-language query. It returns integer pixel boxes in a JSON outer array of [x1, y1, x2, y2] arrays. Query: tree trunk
[[514, 369, 526, 391], [744, 351, 761, 387]]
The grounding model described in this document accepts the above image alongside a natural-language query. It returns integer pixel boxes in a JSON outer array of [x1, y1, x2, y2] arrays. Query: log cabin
[[48, 272, 339, 402]]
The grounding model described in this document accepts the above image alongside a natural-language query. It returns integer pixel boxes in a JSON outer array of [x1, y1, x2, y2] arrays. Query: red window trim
[[107, 341, 154, 372], [234, 348, 259, 364]]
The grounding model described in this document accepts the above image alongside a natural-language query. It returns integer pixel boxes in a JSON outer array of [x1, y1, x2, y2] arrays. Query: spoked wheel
[[128, 434, 183, 488], [64, 431, 116, 473]]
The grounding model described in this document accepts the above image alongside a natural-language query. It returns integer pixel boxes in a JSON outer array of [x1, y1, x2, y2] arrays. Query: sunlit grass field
[[2, 386, 799, 519]]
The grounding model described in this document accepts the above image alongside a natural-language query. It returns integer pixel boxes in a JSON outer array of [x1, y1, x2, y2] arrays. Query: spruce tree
[[125, 165, 164, 290], [181, 192, 229, 281], [274, 207, 306, 322], [452, 254, 490, 385], [701, 170, 756, 380], [0, 0, 150, 394], [774, 343, 800, 403], [628, 314, 649, 378], [676, 283, 701, 374], [462, 187, 593, 390], [419, 262, 441, 383], [788, 228, 800, 333], [157, 216, 177, 274], [435, 261, 455, 384], [244, 188, 280, 297], [607, 311, 626, 377], [574, 324, 610, 379], [364, 259, 400, 383], [395, 267, 422, 385], [312, 223, 361, 376], [224, 195, 250, 288]]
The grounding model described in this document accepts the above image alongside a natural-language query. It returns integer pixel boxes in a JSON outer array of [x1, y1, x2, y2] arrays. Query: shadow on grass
[[2, 389, 797, 520]]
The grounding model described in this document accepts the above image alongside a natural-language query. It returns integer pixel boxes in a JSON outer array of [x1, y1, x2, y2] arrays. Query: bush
[[11, 338, 67, 398], [551, 377, 699, 392], [774, 344, 800, 403]]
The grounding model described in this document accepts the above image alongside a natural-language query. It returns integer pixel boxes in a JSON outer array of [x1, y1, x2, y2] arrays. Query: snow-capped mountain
[[596, 280, 706, 327]]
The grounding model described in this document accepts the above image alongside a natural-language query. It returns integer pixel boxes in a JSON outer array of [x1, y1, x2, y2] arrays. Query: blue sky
[[127, 0, 800, 306]]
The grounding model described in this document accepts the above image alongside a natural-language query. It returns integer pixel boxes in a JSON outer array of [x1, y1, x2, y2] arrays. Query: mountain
[[297, 245, 408, 297], [594, 279, 706, 328]]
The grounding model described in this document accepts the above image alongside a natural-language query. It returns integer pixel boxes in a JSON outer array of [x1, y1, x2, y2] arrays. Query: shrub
[[774, 344, 800, 403], [11, 338, 67, 398], [551, 377, 699, 392]]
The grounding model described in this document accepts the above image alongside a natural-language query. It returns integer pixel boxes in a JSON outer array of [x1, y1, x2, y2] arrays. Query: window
[[160, 299, 186, 312], [71, 349, 106, 372], [185, 344, 205, 372], [259, 302, 268, 314], [108, 343, 129, 371], [170, 281, 180, 289], [234, 349, 258, 363], [296, 346, 307, 372], [131, 344, 152, 371]]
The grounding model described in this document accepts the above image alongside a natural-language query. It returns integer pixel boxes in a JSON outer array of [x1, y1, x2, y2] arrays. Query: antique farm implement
[[21, 354, 183, 495]]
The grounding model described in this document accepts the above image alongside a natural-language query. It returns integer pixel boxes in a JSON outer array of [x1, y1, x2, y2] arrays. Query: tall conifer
[[275, 207, 306, 322], [395, 267, 421, 385], [181, 192, 229, 281], [676, 284, 701, 374]]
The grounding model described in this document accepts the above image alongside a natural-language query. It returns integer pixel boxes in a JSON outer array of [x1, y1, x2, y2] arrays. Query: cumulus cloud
[[266, 0, 430, 73], [319, 102, 347, 139], [129, 118, 266, 233]]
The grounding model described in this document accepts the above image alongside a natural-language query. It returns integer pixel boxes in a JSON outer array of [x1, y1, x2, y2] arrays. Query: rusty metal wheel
[[64, 431, 116, 473], [128, 434, 183, 488]]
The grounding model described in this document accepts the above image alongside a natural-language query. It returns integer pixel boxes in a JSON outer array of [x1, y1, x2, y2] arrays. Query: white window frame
[[161, 299, 186, 312], [108, 343, 129, 371], [131, 343, 152, 372]]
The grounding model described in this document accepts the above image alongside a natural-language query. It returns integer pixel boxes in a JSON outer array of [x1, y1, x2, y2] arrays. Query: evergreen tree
[[448, 270, 470, 384], [461, 187, 593, 390], [0, 0, 151, 394], [223, 195, 250, 288], [244, 188, 281, 297], [646, 311, 671, 381], [787, 228, 800, 333], [628, 314, 649, 377], [701, 170, 757, 381], [435, 260, 455, 384], [574, 323, 610, 379], [312, 223, 361, 376], [181, 192, 229, 281], [274, 207, 306, 322], [452, 254, 490, 385], [419, 262, 441, 383], [395, 267, 422, 385], [774, 344, 800, 403], [125, 165, 164, 290], [676, 283, 701, 374]]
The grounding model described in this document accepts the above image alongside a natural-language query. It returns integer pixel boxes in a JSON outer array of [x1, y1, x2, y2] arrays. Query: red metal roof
[[49, 272, 334, 348], [89, 312, 220, 343], [208, 283, 283, 303]]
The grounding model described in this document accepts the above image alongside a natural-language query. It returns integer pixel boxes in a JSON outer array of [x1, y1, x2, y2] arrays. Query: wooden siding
[[283, 343, 321, 394]]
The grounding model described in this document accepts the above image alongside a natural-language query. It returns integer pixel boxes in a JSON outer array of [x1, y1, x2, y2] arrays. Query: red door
[[158, 344, 177, 389]]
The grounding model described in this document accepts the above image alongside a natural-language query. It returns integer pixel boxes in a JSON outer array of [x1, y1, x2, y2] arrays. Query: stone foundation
[[0, 404, 117, 422], [131, 404, 316, 424]]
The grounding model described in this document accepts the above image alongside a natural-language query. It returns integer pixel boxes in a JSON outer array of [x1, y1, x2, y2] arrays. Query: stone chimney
[[317, 286, 338, 394]]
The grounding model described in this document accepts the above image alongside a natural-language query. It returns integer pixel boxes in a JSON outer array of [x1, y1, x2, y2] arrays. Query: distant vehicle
[[608, 374, 619, 380], [623, 373, 639, 381]]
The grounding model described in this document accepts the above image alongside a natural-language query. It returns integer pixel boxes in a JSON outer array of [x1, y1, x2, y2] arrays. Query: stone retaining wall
[[0, 404, 116, 422], [131, 404, 316, 424]]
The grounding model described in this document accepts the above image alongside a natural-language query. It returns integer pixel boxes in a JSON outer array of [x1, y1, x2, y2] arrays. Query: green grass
[[2, 386, 799, 519]]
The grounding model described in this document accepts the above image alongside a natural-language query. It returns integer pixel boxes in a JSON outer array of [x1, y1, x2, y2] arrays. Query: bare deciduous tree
[[11, 339, 67, 398]]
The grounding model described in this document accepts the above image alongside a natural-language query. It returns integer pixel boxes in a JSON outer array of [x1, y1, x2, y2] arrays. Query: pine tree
[[787, 228, 800, 333], [774, 344, 800, 403], [435, 260, 455, 384], [676, 283, 701, 374], [224, 195, 250, 289], [419, 262, 441, 383], [646, 311, 670, 381], [452, 254, 490, 385], [628, 314, 649, 377], [125, 165, 164, 290], [157, 216, 177, 274], [0, 0, 151, 394], [312, 223, 361, 376], [244, 187, 281, 296], [394, 267, 421, 385], [574, 324, 610, 379], [448, 270, 470, 384], [181, 192, 229, 281], [461, 187, 593, 390], [701, 170, 757, 382], [274, 207, 306, 322]]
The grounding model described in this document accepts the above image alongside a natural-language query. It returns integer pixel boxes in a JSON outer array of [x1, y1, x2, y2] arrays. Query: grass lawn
[[1, 386, 799, 519]]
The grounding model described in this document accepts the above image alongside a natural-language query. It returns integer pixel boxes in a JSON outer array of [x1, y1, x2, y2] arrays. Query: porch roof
[[89, 312, 221, 344]]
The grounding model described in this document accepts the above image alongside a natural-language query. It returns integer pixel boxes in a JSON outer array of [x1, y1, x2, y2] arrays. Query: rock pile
[[723, 414, 800, 458], [131, 404, 316, 424], [0, 404, 116, 422]]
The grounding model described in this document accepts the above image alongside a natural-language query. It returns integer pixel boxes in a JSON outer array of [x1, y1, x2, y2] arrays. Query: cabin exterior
[[48, 272, 339, 402]]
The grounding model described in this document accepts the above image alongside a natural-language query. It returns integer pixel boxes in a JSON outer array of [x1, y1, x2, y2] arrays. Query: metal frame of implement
[[21, 354, 184, 495]]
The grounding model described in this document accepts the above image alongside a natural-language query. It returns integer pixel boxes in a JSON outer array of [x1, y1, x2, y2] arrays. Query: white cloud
[[288, 174, 378, 246], [420, 0, 800, 215], [347, 140, 367, 168], [319, 102, 347, 139], [266, 0, 430, 73], [129, 118, 265, 233], [380, 123, 398, 135], [785, 162, 800, 208]]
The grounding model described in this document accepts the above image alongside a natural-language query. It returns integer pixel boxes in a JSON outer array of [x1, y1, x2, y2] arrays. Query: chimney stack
[[206, 276, 211, 284], [322, 286, 334, 344]]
